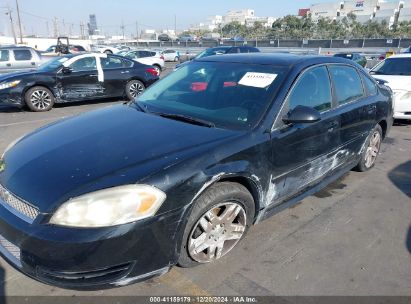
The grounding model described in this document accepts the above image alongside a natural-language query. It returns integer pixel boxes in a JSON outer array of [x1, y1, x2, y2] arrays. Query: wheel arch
[[378, 119, 388, 139], [22, 84, 57, 103]]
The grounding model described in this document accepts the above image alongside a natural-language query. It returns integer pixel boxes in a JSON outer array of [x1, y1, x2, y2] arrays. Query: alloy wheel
[[365, 131, 381, 168], [30, 90, 52, 111], [188, 202, 246, 263], [129, 82, 145, 98]]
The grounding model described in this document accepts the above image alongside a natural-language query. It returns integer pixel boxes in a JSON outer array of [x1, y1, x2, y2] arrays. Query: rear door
[[57, 56, 105, 101], [328, 65, 372, 155], [268, 65, 342, 205], [12, 49, 36, 70], [100, 56, 134, 97]]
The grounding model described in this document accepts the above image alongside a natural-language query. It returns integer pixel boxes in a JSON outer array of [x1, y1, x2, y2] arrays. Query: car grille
[[37, 262, 133, 286], [0, 184, 39, 221], [0, 234, 20, 261]]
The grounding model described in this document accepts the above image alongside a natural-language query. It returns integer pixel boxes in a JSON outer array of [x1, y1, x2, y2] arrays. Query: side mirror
[[282, 105, 321, 124], [61, 67, 72, 74]]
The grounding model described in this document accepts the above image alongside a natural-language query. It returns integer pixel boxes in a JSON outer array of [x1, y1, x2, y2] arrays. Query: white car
[[120, 50, 165, 75], [162, 49, 180, 62], [90, 45, 121, 54], [370, 54, 411, 120]]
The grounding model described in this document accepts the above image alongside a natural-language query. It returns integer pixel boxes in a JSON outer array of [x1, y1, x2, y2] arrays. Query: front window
[[69, 57, 97, 72], [13, 49, 32, 61], [135, 61, 288, 130], [371, 57, 411, 76]]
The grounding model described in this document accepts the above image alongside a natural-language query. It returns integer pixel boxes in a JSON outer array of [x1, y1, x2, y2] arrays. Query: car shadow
[[388, 160, 411, 254], [0, 266, 5, 303], [0, 105, 23, 113]]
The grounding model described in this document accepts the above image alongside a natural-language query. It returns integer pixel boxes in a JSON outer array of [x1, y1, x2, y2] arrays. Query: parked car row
[[0, 53, 394, 289]]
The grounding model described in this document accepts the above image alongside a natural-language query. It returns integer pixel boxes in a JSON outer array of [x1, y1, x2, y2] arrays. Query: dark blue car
[[0, 54, 393, 289]]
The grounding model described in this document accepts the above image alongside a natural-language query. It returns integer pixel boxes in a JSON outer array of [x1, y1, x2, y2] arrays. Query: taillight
[[191, 82, 208, 92], [146, 68, 159, 76], [160, 55, 165, 60]]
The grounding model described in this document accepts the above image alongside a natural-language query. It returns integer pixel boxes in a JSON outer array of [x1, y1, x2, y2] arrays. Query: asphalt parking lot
[[0, 61, 410, 297]]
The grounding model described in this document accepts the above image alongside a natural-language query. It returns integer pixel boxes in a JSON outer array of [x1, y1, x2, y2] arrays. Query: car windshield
[[135, 61, 288, 130], [38, 56, 71, 71], [371, 57, 411, 75], [195, 48, 228, 59]]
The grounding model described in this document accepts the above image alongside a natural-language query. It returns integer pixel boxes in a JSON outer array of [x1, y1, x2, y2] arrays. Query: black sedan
[[0, 53, 159, 111], [0, 54, 393, 289]]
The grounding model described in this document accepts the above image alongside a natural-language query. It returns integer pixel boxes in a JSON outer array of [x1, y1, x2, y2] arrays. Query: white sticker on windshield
[[239, 72, 278, 88]]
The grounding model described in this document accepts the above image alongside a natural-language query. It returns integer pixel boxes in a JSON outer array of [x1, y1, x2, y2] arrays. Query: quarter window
[[13, 49, 32, 61], [0, 50, 9, 62], [288, 66, 332, 112], [329, 66, 364, 105], [362, 74, 378, 96]]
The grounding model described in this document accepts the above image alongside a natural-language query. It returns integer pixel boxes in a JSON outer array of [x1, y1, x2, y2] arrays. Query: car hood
[[372, 74, 411, 91], [0, 104, 239, 212], [0, 70, 39, 81]]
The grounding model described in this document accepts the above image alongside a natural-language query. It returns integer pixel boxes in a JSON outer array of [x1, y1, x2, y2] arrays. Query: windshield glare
[[136, 61, 288, 130], [371, 57, 411, 75], [38, 57, 70, 71]]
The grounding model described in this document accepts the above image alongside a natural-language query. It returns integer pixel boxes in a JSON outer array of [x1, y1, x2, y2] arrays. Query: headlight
[[400, 91, 411, 101], [49, 185, 166, 228], [0, 80, 21, 90], [1, 135, 24, 160]]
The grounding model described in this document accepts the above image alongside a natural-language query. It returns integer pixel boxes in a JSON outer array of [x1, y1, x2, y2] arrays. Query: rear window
[[371, 57, 411, 76], [0, 50, 9, 62], [13, 49, 32, 61]]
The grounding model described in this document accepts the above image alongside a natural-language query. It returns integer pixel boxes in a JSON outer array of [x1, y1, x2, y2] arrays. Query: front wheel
[[125, 80, 145, 100], [178, 182, 255, 268], [25, 86, 55, 112], [356, 124, 382, 172]]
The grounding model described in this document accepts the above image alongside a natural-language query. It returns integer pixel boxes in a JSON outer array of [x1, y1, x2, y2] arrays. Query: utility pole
[[46, 21, 49, 38], [6, 6, 17, 44], [15, 0, 23, 43], [53, 17, 59, 38], [121, 21, 125, 39], [174, 14, 177, 35], [135, 21, 139, 40]]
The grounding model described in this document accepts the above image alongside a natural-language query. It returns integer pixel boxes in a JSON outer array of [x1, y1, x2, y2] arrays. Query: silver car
[[0, 46, 42, 74]]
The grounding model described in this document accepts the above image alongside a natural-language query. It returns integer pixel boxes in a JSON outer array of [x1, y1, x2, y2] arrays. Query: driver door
[[56, 56, 105, 101], [268, 65, 342, 206]]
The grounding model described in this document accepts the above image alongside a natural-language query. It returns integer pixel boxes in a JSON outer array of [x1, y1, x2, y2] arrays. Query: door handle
[[6, 63, 11, 67], [367, 104, 377, 113], [88, 74, 98, 77], [121, 70, 130, 74], [31, 62, 35, 65], [328, 121, 339, 133]]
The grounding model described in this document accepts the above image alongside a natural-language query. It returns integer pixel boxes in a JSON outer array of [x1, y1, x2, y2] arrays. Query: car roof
[[388, 53, 411, 58], [0, 46, 33, 50], [196, 53, 354, 67]]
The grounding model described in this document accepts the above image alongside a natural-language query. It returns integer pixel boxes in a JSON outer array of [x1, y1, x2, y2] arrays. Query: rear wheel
[[153, 65, 161, 76], [178, 182, 255, 268], [25, 86, 55, 112], [174, 56, 179, 62], [126, 80, 145, 100], [356, 124, 382, 172]]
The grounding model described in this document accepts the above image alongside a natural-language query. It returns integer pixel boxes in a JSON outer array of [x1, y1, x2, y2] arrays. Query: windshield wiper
[[155, 112, 215, 128], [129, 100, 147, 113]]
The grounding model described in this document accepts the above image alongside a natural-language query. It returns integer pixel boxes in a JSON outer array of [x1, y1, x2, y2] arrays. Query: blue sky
[[2, 0, 331, 36]]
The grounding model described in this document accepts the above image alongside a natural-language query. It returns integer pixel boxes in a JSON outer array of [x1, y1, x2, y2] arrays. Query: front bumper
[[0, 86, 25, 108], [0, 199, 188, 290]]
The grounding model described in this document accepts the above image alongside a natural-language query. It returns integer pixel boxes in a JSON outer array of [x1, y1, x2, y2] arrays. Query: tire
[[178, 182, 255, 268], [125, 80, 145, 100], [174, 56, 179, 62], [153, 65, 161, 76], [25, 86, 55, 112], [356, 124, 383, 172], [104, 50, 113, 54]]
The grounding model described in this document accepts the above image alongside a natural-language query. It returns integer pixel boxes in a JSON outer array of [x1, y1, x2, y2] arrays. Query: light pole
[[15, 0, 23, 43]]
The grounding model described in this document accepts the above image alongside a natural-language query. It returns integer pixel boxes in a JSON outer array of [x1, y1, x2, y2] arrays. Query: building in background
[[304, 0, 411, 28], [87, 14, 98, 36], [189, 9, 276, 32]]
